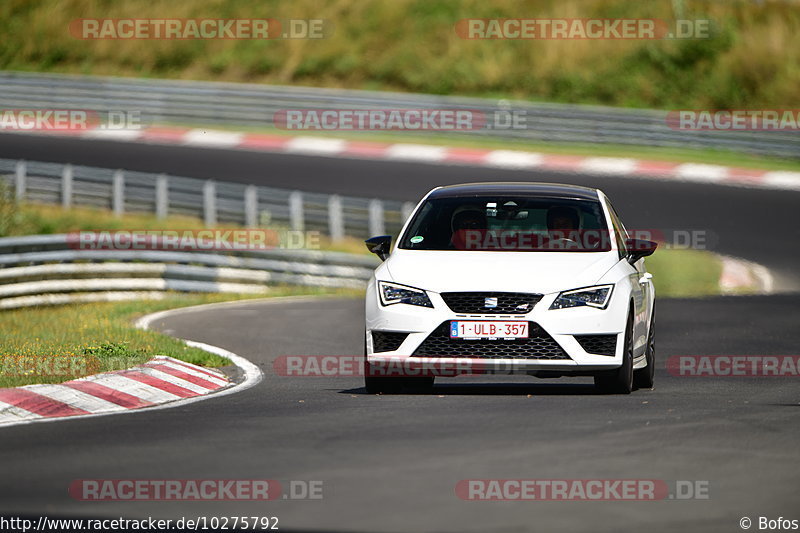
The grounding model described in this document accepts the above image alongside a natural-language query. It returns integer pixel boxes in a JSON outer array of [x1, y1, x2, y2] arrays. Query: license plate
[[450, 321, 528, 340]]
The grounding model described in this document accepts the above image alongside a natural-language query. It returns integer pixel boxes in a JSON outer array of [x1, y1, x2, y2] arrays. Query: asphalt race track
[[0, 133, 798, 532]]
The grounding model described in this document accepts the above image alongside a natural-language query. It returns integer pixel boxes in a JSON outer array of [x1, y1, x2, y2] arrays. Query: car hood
[[384, 250, 619, 294]]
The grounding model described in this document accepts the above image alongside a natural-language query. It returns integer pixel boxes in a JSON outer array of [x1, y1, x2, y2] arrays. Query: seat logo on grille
[[484, 297, 498, 308]]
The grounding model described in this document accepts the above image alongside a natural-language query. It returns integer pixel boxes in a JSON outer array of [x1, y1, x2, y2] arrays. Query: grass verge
[[0, 202, 370, 255], [646, 248, 722, 298], [0, 287, 362, 388]]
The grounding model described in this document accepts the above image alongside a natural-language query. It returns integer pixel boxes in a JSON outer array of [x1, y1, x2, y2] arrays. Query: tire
[[633, 303, 655, 390], [363, 341, 434, 394], [594, 308, 634, 394]]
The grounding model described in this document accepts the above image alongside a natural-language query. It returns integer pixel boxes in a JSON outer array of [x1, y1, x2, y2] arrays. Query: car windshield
[[399, 196, 612, 252]]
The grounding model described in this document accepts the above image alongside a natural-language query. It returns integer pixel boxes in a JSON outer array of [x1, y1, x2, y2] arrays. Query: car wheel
[[594, 309, 634, 394], [633, 304, 655, 390]]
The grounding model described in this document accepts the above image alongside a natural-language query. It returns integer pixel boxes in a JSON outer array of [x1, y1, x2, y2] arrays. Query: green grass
[[0, 201, 211, 237], [0, 200, 371, 254], [1, 0, 798, 110], [0, 288, 361, 388], [646, 247, 722, 298]]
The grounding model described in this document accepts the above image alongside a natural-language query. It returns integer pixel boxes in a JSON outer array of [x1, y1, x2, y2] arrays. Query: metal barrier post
[[328, 195, 344, 241], [14, 161, 26, 201], [61, 164, 73, 208], [203, 180, 217, 227], [368, 199, 385, 237], [112, 170, 124, 216], [155, 174, 168, 220], [289, 191, 304, 232], [244, 185, 257, 227]]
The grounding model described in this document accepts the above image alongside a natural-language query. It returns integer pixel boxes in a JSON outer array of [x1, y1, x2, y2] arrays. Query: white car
[[364, 182, 657, 394]]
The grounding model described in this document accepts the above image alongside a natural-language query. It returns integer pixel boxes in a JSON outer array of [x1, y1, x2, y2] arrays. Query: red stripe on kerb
[[634, 160, 681, 176], [63, 380, 153, 409], [159, 359, 227, 381], [118, 371, 197, 398], [0, 389, 89, 417], [445, 148, 492, 163], [727, 168, 768, 183], [141, 127, 190, 142], [143, 363, 223, 390], [341, 141, 393, 157], [239, 134, 291, 150]]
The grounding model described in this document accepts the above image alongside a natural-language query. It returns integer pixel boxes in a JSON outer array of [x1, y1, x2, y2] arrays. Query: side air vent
[[574, 334, 617, 356], [371, 331, 410, 352]]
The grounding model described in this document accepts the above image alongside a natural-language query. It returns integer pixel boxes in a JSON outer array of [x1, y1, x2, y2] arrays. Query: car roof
[[427, 182, 600, 201]]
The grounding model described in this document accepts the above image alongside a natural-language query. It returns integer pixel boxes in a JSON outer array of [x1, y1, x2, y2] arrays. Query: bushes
[[0, 0, 798, 109]]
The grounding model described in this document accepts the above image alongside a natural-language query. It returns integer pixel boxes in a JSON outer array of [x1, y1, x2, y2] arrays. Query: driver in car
[[546, 205, 581, 249], [450, 208, 487, 250]]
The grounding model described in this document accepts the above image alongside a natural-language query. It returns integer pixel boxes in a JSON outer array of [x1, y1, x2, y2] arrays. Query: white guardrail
[[2, 71, 798, 158], [0, 158, 415, 241], [0, 234, 379, 309], [0, 158, 393, 309]]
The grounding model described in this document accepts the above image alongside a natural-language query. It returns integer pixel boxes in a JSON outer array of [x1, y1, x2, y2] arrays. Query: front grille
[[440, 292, 543, 315], [412, 322, 569, 360], [371, 331, 410, 352], [574, 334, 617, 356]]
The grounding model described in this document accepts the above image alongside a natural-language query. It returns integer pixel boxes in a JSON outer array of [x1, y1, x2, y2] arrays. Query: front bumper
[[365, 284, 628, 374]]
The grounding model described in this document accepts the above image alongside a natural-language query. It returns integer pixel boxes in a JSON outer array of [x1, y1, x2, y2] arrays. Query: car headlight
[[550, 284, 614, 310], [378, 281, 433, 308]]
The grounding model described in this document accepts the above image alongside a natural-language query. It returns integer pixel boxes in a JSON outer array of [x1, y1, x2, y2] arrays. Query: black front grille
[[412, 322, 569, 360], [440, 292, 543, 315], [574, 334, 617, 356], [371, 331, 410, 352]]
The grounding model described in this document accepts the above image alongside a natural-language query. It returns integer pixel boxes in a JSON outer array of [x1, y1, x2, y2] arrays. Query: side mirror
[[365, 235, 392, 261], [625, 238, 657, 264]]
